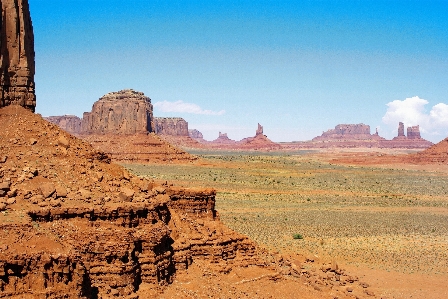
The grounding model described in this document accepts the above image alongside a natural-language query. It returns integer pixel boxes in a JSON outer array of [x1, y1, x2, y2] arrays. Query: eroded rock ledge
[[1, 190, 258, 298]]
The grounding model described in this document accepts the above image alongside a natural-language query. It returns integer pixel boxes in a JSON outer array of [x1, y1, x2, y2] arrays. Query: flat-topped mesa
[[313, 123, 376, 141], [81, 89, 154, 135], [154, 117, 189, 136], [45, 115, 82, 135], [0, 0, 36, 111]]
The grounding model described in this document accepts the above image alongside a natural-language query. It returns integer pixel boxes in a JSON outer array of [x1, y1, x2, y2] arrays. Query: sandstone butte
[[78, 89, 197, 164], [45, 96, 207, 155], [0, 2, 378, 298], [47, 100, 434, 152], [82, 89, 155, 135]]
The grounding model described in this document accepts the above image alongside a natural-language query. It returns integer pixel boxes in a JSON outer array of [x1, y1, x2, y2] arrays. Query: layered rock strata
[[154, 117, 188, 136], [0, 0, 36, 111], [81, 89, 154, 135]]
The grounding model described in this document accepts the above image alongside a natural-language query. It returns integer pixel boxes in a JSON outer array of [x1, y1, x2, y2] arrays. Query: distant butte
[[76, 89, 195, 163], [154, 117, 189, 136], [81, 89, 154, 135], [312, 124, 384, 141], [281, 122, 432, 150], [44, 115, 82, 135], [211, 132, 236, 144]]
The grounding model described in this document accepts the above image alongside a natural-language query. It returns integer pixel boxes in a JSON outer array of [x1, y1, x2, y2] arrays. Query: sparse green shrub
[[293, 233, 303, 240]]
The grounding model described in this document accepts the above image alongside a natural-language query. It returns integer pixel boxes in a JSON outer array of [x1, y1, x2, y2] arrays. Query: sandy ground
[[125, 148, 448, 298]]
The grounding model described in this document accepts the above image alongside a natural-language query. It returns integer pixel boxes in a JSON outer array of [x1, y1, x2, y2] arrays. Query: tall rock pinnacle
[[0, 0, 36, 111]]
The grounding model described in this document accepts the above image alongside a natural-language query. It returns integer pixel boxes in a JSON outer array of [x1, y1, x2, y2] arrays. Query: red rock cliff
[[0, 0, 35, 111]]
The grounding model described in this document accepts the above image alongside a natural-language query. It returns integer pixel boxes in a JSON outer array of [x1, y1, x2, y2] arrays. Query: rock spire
[[0, 0, 36, 111]]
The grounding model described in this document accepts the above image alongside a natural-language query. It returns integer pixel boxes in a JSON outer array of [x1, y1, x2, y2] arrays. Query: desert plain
[[125, 148, 448, 298]]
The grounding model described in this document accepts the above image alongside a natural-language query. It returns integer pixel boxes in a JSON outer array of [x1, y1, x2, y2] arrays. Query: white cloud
[[430, 103, 448, 127], [154, 100, 225, 116], [381, 96, 448, 138]]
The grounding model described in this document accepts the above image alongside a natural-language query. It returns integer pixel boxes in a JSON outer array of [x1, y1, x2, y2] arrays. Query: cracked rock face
[[0, 0, 36, 111]]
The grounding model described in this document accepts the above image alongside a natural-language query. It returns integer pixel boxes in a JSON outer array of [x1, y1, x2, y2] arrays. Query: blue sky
[[31, 0, 448, 142]]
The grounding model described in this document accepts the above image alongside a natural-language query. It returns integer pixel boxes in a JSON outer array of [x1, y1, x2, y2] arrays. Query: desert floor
[[124, 149, 448, 299]]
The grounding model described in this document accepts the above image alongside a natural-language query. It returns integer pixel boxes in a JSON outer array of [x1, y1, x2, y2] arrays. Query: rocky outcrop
[[313, 124, 376, 141], [256, 123, 263, 136], [189, 129, 204, 140], [45, 115, 82, 135], [282, 122, 432, 150], [386, 122, 431, 148], [0, 104, 259, 298], [0, 0, 36, 111], [238, 124, 282, 150], [81, 89, 154, 135], [211, 132, 235, 144], [75, 90, 196, 163], [407, 125, 421, 139], [154, 117, 188, 136], [398, 122, 405, 137], [202, 125, 282, 150]]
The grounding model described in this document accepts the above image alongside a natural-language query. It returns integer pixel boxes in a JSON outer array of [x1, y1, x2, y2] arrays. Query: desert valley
[[1, 1, 448, 299]]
